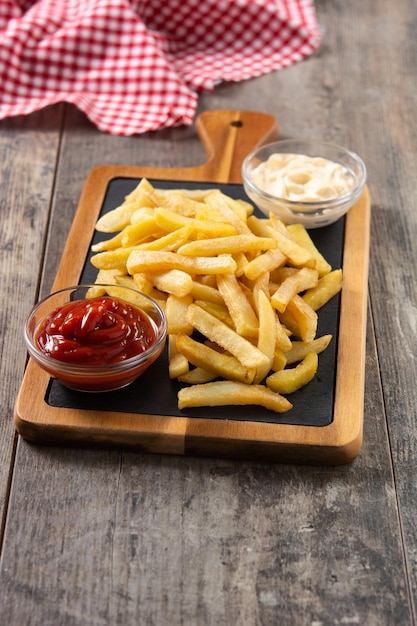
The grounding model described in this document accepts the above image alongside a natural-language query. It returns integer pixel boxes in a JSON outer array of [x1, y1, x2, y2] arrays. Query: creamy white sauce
[[250, 153, 355, 202]]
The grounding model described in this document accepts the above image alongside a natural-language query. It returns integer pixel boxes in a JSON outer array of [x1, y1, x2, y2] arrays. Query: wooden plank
[[0, 106, 63, 520], [318, 0, 417, 613], [14, 110, 370, 464]]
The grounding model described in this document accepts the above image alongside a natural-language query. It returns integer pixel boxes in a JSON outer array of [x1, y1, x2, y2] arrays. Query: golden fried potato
[[89, 178, 343, 412], [266, 352, 319, 394], [178, 381, 292, 413]]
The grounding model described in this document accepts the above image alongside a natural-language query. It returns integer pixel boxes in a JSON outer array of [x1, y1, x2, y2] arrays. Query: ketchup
[[36, 296, 156, 366]]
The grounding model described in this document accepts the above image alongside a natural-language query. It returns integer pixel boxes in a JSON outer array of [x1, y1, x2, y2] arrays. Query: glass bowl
[[24, 284, 167, 392], [242, 139, 367, 228]]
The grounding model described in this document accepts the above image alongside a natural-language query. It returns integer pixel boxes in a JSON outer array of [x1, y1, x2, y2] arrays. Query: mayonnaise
[[250, 153, 355, 202]]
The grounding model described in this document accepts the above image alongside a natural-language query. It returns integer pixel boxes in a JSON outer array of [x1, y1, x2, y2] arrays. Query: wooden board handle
[[193, 110, 279, 183], [80, 110, 278, 187]]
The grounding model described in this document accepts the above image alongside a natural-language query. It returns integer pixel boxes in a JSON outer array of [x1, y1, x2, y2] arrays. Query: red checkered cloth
[[0, 0, 321, 135]]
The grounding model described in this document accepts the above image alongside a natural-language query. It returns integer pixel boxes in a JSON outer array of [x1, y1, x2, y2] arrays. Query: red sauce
[[36, 296, 156, 366]]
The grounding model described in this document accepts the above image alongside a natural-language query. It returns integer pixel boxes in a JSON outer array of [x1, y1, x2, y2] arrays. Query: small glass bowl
[[24, 284, 167, 392], [242, 139, 367, 228]]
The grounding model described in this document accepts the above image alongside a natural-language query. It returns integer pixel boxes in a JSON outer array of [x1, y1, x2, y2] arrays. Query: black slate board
[[46, 178, 344, 427]]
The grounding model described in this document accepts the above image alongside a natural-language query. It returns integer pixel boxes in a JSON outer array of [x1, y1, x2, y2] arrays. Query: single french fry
[[168, 335, 189, 379], [243, 248, 287, 281], [186, 303, 270, 370], [91, 231, 125, 252], [270, 267, 319, 313], [253, 290, 276, 383], [127, 250, 237, 276], [285, 335, 332, 365], [216, 273, 259, 337], [91, 247, 135, 271], [95, 201, 146, 233], [303, 269, 343, 310], [178, 381, 292, 413], [177, 234, 276, 257], [130, 225, 194, 252], [176, 335, 255, 384], [266, 351, 319, 394]]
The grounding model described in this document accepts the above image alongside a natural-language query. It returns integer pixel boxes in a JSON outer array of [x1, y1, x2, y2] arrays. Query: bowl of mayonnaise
[[242, 139, 367, 228]]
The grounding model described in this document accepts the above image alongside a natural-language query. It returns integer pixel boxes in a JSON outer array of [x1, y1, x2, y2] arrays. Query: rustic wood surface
[[1, 0, 416, 624]]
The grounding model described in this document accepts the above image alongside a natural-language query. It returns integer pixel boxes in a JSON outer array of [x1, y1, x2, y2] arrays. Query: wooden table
[[1, 1, 416, 623]]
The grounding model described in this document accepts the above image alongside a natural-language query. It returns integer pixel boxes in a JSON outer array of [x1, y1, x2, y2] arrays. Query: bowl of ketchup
[[24, 284, 167, 392]]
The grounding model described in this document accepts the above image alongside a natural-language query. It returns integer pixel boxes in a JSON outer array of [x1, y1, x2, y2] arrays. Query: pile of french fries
[[88, 178, 342, 413]]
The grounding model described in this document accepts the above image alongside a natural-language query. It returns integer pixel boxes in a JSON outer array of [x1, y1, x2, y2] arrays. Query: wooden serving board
[[15, 110, 370, 464]]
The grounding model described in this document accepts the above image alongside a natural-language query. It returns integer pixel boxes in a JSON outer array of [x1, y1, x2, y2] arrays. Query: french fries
[[186, 303, 269, 370], [89, 178, 343, 413], [270, 267, 319, 313], [178, 381, 292, 413], [266, 352, 319, 395], [302, 269, 343, 311], [126, 250, 237, 276], [175, 335, 255, 384]]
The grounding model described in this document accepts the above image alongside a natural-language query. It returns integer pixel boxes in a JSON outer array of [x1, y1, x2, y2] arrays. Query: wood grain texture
[[0, 0, 416, 623], [0, 106, 63, 521]]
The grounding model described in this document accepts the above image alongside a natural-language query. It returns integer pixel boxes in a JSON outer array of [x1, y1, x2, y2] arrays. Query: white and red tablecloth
[[0, 0, 321, 135]]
